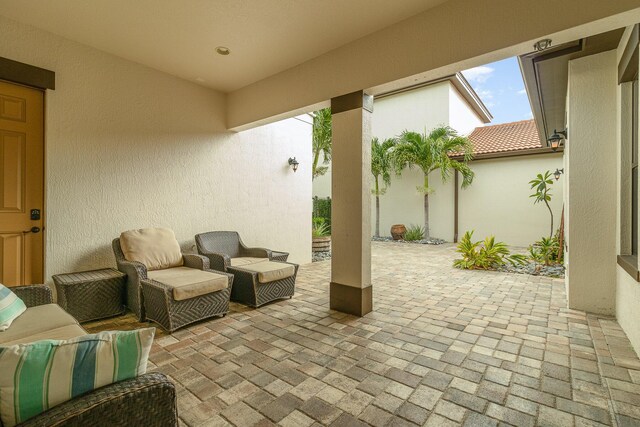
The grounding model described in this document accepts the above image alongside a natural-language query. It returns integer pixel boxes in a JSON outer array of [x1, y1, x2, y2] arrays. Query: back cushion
[[0, 284, 26, 331], [120, 228, 183, 271], [0, 328, 155, 427]]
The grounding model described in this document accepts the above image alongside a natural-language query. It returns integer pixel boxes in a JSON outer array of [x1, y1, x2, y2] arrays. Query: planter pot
[[312, 236, 331, 253], [390, 224, 406, 240]]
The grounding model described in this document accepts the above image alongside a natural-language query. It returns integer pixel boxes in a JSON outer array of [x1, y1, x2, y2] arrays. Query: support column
[[330, 90, 373, 316]]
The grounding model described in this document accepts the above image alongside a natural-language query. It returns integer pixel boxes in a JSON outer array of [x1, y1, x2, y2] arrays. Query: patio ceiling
[[0, 0, 444, 92]]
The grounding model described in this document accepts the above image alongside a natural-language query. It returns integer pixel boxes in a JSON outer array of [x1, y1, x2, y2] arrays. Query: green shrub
[[312, 217, 330, 238], [404, 224, 425, 241], [453, 231, 526, 270], [312, 197, 331, 232], [529, 233, 563, 265]]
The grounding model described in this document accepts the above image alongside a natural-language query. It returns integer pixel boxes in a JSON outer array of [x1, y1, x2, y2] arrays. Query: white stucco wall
[[565, 50, 618, 315], [0, 16, 312, 280], [458, 154, 564, 247], [448, 85, 485, 136]]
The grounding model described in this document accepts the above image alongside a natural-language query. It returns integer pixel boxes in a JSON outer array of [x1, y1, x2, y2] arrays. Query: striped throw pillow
[[0, 328, 155, 427], [0, 284, 26, 331]]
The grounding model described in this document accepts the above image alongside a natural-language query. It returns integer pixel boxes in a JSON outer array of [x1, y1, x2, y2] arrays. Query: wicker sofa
[[1, 285, 178, 427], [195, 231, 298, 307], [113, 228, 233, 332]]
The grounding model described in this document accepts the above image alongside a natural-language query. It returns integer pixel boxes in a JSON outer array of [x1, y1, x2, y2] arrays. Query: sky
[[462, 57, 533, 125]]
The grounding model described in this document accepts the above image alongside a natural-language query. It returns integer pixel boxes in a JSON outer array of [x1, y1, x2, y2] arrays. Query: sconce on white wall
[[288, 157, 299, 172]]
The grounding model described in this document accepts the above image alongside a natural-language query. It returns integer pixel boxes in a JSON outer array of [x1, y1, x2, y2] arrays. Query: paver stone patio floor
[[87, 242, 640, 426]]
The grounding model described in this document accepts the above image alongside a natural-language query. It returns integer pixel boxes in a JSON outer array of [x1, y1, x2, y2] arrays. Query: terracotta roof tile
[[465, 119, 541, 155]]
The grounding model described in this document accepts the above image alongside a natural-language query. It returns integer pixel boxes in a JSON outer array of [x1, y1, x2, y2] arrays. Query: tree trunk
[[312, 150, 320, 180], [544, 199, 554, 238], [375, 177, 380, 238], [424, 173, 430, 240], [557, 205, 565, 261]]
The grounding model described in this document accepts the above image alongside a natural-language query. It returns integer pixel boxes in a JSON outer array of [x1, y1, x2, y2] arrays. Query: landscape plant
[[394, 126, 474, 240], [529, 171, 554, 237], [312, 196, 332, 232], [403, 224, 425, 241], [371, 137, 396, 237], [312, 217, 330, 238], [528, 232, 563, 266], [453, 231, 526, 270], [310, 108, 332, 179]]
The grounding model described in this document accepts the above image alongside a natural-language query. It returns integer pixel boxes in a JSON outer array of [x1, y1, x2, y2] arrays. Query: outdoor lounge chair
[[113, 227, 233, 331], [195, 231, 298, 307]]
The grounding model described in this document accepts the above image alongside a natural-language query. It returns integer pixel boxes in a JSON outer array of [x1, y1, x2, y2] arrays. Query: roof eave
[[452, 72, 493, 124], [450, 146, 563, 161]]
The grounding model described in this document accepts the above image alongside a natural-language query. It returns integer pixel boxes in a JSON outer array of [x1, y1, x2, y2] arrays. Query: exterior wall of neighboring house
[[313, 80, 563, 246], [565, 50, 618, 316], [313, 80, 482, 239], [448, 85, 486, 135], [458, 154, 564, 247], [371, 81, 465, 240], [0, 16, 312, 280]]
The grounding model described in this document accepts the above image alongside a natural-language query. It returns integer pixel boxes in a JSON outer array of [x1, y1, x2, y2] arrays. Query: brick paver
[[87, 242, 640, 426]]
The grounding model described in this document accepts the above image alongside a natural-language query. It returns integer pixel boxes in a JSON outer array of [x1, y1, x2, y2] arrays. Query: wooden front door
[[0, 80, 44, 286]]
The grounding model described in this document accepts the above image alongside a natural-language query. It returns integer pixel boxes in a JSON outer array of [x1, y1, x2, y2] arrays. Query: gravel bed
[[497, 262, 565, 278], [372, 236, 446, 245], [313, 237, 447, 262], [312, 251, 332, 262]]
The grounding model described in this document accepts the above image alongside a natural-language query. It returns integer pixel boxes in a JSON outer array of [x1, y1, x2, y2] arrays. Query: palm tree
[[310, 108, 332, 179], [394, 126, 474, 240], [371, 137, 396, 237]]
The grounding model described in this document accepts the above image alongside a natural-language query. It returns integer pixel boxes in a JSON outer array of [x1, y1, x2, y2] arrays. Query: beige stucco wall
[[0, 16, 312, 280], [615, 26, 640, 355], [565, 50, 618, 315], [458, 154, 564, 247]]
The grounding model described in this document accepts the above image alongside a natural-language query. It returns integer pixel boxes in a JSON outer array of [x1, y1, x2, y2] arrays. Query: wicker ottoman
[[53, 268, 126, 323]]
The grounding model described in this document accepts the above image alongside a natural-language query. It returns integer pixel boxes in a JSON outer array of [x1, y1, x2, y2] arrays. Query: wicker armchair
[[113, 236, 233, 332], [3, 286, 178, 427], [195, 231, 297, 307]]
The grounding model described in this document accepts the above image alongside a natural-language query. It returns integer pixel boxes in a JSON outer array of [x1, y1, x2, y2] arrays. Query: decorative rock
[[372, 236, 446, 245], [498, 262, 565, 278], [312, 250, 332, 262]]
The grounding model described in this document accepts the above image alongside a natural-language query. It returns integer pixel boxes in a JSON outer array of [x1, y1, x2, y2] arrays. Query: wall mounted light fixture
[[553, 168, 564, 181], [288, 157, 299, 172], [534, 38, 552, 52], [548, 129, 568, 151]]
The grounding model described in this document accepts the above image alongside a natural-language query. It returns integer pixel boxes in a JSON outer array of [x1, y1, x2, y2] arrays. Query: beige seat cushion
[[230, 257, 266, 267], [120, 227, 183, 271], [240, 261, 295, 284], [2, 324, 87, 346], [0, 304, 84, 345], [147, 267, 228, 301]]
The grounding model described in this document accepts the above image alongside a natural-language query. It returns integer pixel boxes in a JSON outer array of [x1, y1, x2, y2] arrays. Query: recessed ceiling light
[[216, 46, 231, 56]]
